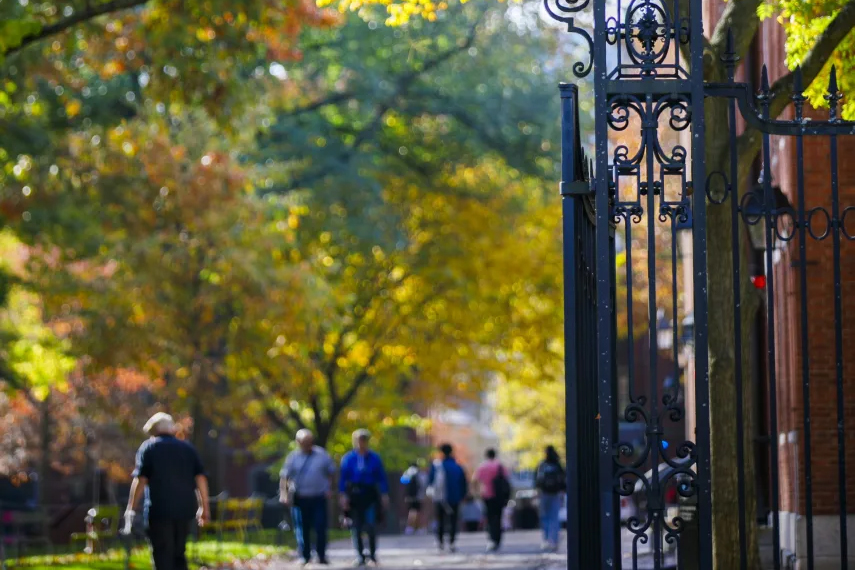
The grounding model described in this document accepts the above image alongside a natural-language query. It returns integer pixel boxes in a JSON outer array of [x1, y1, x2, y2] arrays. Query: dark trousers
[[292, 495, 329, 562], [464, 520, 479, 532], [148, 519, 191, 570], [434, 503, 460, 546], [484, 498, 504, 547], [351, 503, 377, 562]]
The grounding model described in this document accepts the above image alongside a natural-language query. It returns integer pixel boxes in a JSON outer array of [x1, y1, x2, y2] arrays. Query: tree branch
[[334, 350, 381, 416], [279, 13, 484, 193], [734, 0, 855, 181], [709, 0, 764, 68], [248, 375, 307, 432], [4, 0, 150, 58], [283, 91, 356, 118]]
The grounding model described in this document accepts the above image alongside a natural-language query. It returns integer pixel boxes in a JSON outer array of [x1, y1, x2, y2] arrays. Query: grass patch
[[5, 530, 351, 569], [6, 541, 282, 570]]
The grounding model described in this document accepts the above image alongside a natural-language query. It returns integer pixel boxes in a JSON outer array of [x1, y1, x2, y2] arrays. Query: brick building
[[702, 1, 855, 566]]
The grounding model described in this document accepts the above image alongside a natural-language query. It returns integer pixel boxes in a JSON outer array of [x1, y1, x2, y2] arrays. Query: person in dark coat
[[125, 413, 210, 570], [427, 443, 468, 553]]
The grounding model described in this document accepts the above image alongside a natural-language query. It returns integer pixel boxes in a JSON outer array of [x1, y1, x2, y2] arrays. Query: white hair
[[352, 429, 371, 442], [296, 429, 314, 443], [143, 412, 176, 436]]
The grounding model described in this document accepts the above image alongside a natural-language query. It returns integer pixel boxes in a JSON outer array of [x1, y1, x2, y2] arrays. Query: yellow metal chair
[[220, 498, 245, 539], [243, 498, 264, 542]]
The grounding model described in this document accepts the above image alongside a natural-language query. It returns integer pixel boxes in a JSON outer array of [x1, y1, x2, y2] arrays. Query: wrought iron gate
[[553, 0, 855, 569]]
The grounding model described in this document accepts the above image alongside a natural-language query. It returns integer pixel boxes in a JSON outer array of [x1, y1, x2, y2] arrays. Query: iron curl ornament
[[543, 0, 593, 78]]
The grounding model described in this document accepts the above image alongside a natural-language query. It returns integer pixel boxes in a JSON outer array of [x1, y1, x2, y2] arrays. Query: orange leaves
[[64, 100, 82, 118], [112, 368, 151, 392], [100, 59, 126, 79]]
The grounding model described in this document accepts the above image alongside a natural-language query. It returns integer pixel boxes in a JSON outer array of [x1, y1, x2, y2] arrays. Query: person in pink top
[[472, 448, 511, 552]]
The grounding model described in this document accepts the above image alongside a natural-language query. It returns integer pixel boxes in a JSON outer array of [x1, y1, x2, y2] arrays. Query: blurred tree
[[1, 111, 309, 490], [0, 1, 571, 486], [240, 3, 567, 450], [494, 376, 564, 469]]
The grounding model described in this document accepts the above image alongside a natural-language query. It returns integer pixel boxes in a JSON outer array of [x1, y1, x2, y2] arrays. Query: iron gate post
[[560, 82, 601, 570]]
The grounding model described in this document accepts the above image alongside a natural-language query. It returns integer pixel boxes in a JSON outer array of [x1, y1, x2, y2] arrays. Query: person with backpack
[[427, 443, 468, 553], [535, 445, 566, 552], [400, 460, 427, 535], [472, 448, 511, 553]]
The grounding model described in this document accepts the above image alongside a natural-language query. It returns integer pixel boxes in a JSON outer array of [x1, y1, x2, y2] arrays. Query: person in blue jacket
[[427, 443, 468, 553], [339, 429, 389, 567]]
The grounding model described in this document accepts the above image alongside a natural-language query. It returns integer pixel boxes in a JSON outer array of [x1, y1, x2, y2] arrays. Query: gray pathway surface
[[271, 530, 563, 569], [268, 529, 678, 569]]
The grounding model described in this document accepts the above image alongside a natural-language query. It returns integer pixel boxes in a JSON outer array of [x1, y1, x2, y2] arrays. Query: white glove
[[122, 510, 135, 535]]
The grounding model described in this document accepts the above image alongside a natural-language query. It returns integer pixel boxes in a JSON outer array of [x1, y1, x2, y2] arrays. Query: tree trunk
[[705, 94, 763, 570]]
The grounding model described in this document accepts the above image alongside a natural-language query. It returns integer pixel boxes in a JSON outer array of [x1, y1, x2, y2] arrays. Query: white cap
[[143, 412, 176, 436], [352, 429, 371, 441]]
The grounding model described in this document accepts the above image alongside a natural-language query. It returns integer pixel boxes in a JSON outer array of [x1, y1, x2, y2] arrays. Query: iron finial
[[826, 65, 842, 122], [793, 65, 803, 94], [722, 28, 739, 81], [792, 66, 806, 120], [760, 64, 770, 93], [757, 65, 771, 117]]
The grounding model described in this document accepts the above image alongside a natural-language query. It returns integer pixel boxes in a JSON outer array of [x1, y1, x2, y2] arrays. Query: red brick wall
[[703, 0, 855, 519], [786, 120, 855, 516]]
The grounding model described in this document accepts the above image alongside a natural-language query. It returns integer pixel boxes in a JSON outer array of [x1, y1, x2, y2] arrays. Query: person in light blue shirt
[[280, 429, 336, 566], [339, 429, 389, 567]]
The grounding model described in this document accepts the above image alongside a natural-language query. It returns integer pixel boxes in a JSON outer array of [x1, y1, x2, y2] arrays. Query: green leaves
[[762, 0, 855, 119], [0, 19, 42, 63], [756, 2, 776, 20]]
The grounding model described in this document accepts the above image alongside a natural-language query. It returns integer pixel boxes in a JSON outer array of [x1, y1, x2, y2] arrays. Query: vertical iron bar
[[671, 214, 679, 402], [725, 50, 749, 570], [829, 128, 848, 570], [561, 83, 582, 570], [794, 120, 815, 570], [609, 210, 621, 570], [644, 93, 663, 570], [760, 78, 782, 570], [593, 0, 617, 566], [626, 218, 637, 406], [689, 0, 712, 566]]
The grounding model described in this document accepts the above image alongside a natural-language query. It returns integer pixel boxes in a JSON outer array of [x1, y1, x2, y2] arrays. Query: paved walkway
[[268, 528, 679, 569], [271, 530, 563, 569]]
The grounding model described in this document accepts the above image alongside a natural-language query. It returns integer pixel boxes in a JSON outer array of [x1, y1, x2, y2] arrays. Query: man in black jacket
[[125, 413, 210, 570]]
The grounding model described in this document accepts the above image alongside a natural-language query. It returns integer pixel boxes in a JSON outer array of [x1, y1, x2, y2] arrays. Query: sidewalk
[[268, 528, 677, 569], [270, 530, 563, 569]]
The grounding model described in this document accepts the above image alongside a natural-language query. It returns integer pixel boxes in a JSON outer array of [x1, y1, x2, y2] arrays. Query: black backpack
[[406, 475, 420, 499], [537, 463, 565, 494], [492, 467, 512, 507]]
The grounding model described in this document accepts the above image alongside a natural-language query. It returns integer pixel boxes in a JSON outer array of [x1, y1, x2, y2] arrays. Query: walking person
[[400, 461, 427, 535], [125, 413, 210, 570], [280, 429, 336, 566], [427, 444, 467, 553], [472, 448, 511, 553], [339, 429, 390, 567], [535, 445, 566, 552]]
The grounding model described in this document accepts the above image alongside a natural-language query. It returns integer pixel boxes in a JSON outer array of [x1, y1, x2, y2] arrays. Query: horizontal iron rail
[[706, 83, 855, 135]]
